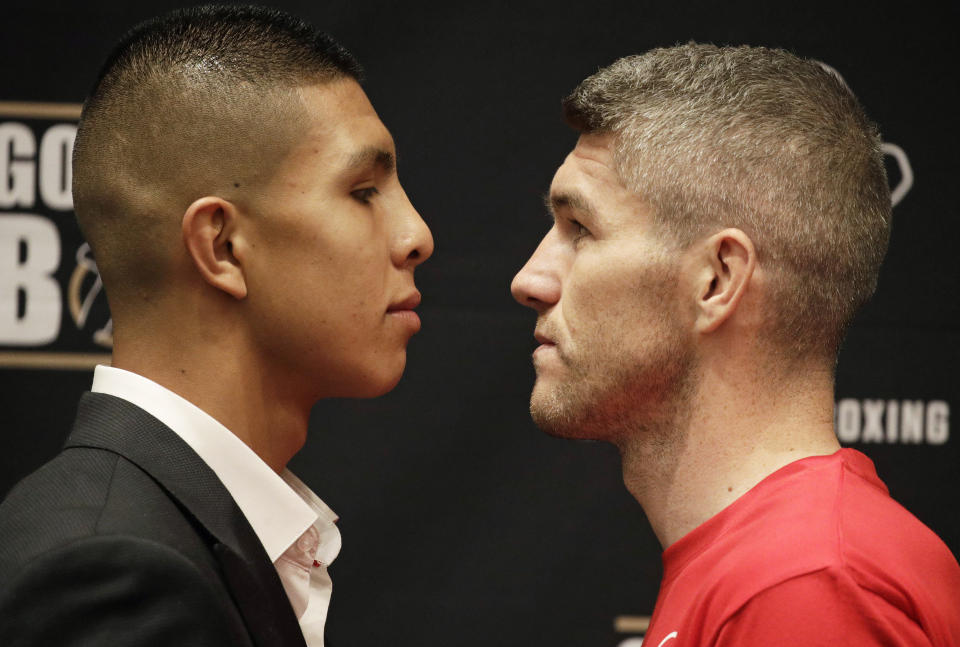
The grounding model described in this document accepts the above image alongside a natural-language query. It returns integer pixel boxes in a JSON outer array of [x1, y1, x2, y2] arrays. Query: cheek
[[312, 246, 387, 303], [563, 252, 680, 343], [564, 260, 640, 330]]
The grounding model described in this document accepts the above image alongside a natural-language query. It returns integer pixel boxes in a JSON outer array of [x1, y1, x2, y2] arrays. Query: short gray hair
[[562, 43, 891, 361]]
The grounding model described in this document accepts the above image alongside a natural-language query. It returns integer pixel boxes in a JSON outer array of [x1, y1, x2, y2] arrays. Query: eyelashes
[[351, 187, 379, 204], [568, 219, 591, 243]]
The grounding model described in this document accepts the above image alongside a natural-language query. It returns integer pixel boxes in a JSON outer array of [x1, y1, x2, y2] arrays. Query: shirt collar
[[91, 365, 338, 563]]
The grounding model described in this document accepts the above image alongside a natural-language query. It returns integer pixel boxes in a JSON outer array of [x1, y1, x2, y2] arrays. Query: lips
[[534, 330, 556, 346], [387, 291, 422, 333], [387, 291, 421, 313], [533, 328, 557, 346]]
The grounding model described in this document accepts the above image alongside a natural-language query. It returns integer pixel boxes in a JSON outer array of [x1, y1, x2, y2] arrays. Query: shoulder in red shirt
[[644, 449, 960, 647]]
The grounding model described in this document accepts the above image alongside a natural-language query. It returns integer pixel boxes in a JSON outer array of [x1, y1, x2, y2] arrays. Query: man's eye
[[570, 219, 590, 241], [352, 187, 379, 204]]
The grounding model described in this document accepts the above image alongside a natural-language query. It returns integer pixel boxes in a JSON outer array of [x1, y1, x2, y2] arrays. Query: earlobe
[[181, 197, 248, 300], [695, 228, 756, 334]]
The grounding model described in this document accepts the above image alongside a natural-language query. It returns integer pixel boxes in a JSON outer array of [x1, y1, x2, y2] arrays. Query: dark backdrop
[[2, 2, 957, 645]]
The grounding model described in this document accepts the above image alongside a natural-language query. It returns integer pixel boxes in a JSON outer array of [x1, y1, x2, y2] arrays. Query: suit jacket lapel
[[65, 392, 307, 647]]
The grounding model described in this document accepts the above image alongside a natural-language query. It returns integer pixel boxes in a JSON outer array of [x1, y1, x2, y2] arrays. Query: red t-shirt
[[644, 449, 960, 647]]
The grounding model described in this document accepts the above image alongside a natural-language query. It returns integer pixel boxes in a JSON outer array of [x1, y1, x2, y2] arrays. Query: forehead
[[289, 80, 396, 167], [552, 134, 620, 185], [549, 134, 645, 223]]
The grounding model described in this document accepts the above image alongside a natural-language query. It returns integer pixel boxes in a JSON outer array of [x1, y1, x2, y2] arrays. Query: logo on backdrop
[[816, 62, 913, 206], [811, 64, 946, 446], [69, 241, 113, 348], [0, 102, 112, 369], [835, 399, 949, 446]]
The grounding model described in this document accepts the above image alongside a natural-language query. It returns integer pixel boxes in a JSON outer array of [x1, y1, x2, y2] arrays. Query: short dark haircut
[[87, 4, 361, 102], [562, 44, 891, 362], [72, 5, 362, 303]]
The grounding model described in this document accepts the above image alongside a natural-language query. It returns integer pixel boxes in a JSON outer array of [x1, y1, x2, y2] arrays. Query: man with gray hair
[[512, 44, 960, 645]]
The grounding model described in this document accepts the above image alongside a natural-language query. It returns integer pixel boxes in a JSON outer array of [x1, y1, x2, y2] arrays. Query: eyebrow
[[544, 190, 596, 220], [345, 146, 396, 174]]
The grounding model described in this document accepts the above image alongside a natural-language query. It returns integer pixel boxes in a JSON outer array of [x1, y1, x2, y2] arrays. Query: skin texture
[[111, 79, 433, 472], [510, 134, 692, 445], [512, 133, 840, 548], [228, 82, 432, 402]]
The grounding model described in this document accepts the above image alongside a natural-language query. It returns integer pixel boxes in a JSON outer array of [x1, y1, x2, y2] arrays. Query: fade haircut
[[72, 5, 362, 302], [562, 44, 891, 362]]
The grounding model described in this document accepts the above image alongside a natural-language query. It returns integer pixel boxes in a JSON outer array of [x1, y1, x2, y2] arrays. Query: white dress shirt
[[91, 365, 340, 646]]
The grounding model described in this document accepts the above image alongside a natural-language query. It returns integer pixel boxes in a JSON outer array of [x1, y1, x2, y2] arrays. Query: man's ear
[[694, 228, 756, 334], [181, 197, 247, 300]]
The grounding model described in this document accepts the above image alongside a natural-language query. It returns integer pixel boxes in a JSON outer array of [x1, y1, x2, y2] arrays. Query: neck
[[110, 314, 311, 474], [617, 358, 839, 550]]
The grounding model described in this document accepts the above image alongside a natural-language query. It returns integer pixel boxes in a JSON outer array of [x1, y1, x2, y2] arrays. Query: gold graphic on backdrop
[[0, 101, 111, 370]]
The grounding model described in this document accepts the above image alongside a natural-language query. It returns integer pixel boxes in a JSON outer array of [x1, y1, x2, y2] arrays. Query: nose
[[511, 228, 562, 312], [393, 191, 434, 269]]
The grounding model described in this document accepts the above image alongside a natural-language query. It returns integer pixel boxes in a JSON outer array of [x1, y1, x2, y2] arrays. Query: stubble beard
[[529, 321, 696, 454]]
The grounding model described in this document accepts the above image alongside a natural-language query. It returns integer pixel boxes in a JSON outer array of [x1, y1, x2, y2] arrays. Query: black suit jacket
[[0, 392, 308, 646]]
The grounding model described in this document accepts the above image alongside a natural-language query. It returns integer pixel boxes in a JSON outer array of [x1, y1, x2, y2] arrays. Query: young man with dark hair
[[0, 6, 432, 645], [512, 44, 960, 645]]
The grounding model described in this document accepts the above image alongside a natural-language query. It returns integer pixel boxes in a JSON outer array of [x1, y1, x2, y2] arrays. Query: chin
[[529, 379, 620, 443], [349, 358, 407, 399], [357, 376, 403, 398], [530, 383, 578, 438]]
